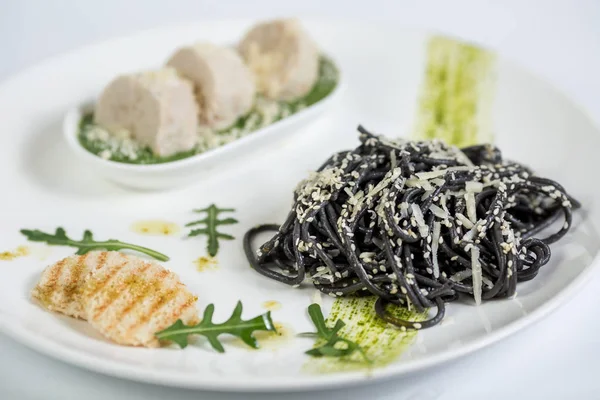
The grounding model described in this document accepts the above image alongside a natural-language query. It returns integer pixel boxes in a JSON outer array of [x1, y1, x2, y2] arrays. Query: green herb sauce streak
[[413, 35, 496, 147], [78, 56, 339, 165], [304, 297, 426, 373]]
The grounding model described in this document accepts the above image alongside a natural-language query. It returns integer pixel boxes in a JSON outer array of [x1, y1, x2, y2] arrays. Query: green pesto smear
[[78, 56, 339, 165], [413, 35, 496, 147], [304, 297, 426, 373]]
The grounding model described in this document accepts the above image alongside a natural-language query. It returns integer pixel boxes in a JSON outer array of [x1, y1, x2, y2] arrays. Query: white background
[[1, 0, 600, 398]]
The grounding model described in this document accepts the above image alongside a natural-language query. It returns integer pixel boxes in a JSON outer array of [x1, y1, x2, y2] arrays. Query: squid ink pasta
[[244, 126, 580, 329]]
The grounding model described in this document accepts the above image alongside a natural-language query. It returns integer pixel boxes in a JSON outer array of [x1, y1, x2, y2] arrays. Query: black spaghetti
[[244, 126, 580, 329]]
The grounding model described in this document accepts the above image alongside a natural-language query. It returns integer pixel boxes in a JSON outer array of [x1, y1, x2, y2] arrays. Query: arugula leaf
[[155, 301, 276, 351], [186, 204, 237, 257], [302, 303, 372, 364], [20, 227, 169, 261]]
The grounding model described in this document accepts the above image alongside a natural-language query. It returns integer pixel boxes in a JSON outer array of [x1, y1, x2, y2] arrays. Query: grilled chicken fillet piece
[[82, 256, 198, 347], [32, 251, 198, 347], [31, 251, 132, 319]]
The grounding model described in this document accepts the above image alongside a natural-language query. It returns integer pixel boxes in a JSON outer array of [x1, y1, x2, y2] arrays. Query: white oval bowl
[[63, 80, 343, 191]]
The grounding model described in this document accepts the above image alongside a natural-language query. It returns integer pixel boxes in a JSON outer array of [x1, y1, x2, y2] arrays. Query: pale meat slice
[[31, 251, 132, 319], [82, 257, 198, 348], [94, 68, 198, 157], [239, 18, 319, 101], [167, 42, 256, 130]]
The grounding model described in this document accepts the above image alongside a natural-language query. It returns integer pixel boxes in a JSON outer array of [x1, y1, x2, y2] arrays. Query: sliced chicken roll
[[239, 19, 319, 101], [167, 43, 255, 130], [31, 251, 132, 319], [82, 257, 198, 348], [94, 68, 198, 157]]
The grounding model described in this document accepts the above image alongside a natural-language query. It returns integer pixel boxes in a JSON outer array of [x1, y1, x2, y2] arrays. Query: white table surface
[[1, 1, 600, 398]]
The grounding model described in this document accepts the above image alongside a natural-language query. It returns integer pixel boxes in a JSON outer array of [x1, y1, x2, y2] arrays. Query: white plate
[[0, 19, 599, 392]]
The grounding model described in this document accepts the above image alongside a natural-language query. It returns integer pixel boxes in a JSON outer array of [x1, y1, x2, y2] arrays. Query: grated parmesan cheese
[[471, 246, 482, 305], [410, 204, 429, 237], [431, 221, 441, 278]]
